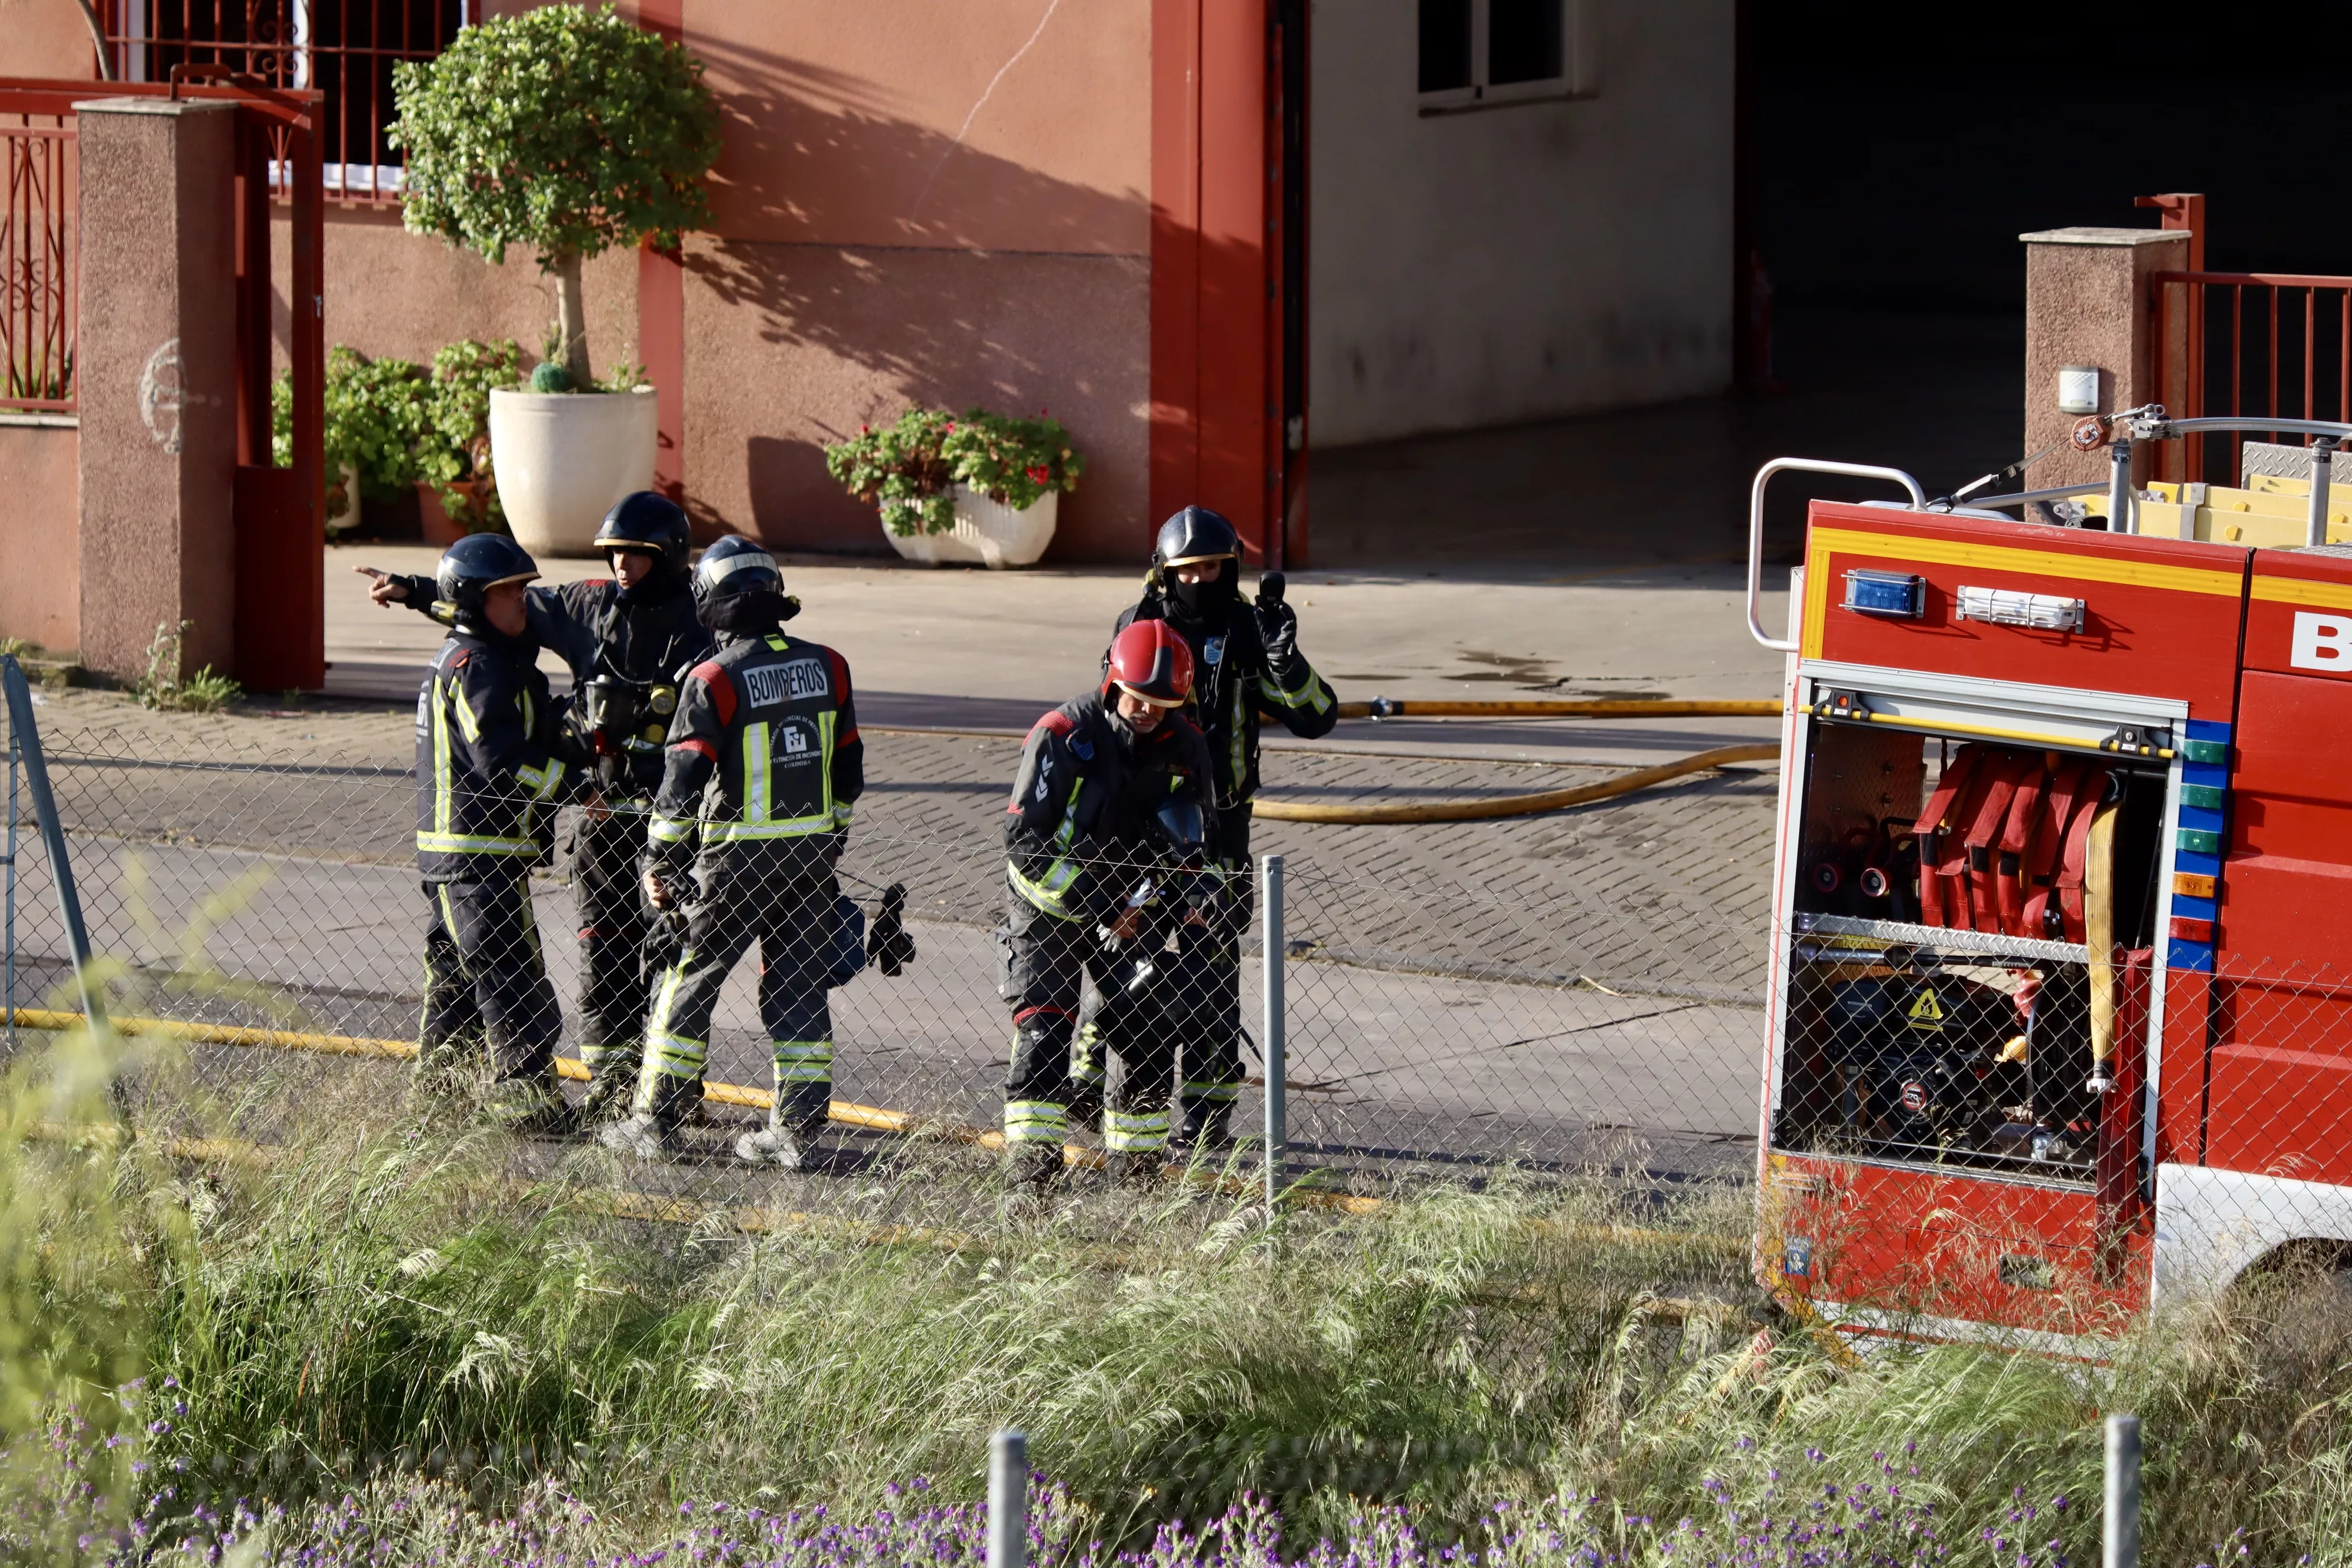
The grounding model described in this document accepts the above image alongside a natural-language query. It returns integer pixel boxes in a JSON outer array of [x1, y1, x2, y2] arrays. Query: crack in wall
[[907, 0, 1067, 224]]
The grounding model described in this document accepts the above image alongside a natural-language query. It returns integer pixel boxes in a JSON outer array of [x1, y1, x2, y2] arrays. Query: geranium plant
[[826, 408, 1084, 537], [388, 5, 720, 388]]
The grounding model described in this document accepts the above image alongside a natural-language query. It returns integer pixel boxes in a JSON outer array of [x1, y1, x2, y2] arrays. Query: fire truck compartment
[[1770, 684, 2173, 1185]]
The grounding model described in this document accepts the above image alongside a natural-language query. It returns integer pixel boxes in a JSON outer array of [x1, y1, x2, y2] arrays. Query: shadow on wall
[[676, 34, 1155, 560]]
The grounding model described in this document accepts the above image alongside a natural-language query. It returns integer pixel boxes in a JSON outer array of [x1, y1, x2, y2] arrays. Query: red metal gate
[[0, 74, 324, 691]]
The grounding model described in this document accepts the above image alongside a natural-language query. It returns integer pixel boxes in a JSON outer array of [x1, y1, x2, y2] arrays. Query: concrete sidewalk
[[325, 542, 1789, 767]]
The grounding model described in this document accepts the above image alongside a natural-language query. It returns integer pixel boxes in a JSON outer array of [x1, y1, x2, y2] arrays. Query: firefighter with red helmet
[[597, 535, 864, 1168], [999, 619, 1216, 1194], [1097, 506, 1337, 1151]]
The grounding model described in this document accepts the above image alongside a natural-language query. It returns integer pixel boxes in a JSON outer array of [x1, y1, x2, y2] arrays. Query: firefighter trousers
[[573, 808, 681, 1080], [635, 856, 838, 1129], [1001, 899, 1177, 1157], [1168, 807, 1253, 1142], [419, 875, 562, 1084]]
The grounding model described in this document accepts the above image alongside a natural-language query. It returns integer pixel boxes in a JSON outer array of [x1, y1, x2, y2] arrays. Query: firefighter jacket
[[414, 629, 577, 882], [1113, 593, 1336, 811], [396, 573, 713, 806], [648, 631, 863, 875], [1004, 692, 1214, 925]]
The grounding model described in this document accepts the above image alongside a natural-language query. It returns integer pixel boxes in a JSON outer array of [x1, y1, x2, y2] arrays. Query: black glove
[[866, 882, 916, 976], [1256, 595, 1300, 665]]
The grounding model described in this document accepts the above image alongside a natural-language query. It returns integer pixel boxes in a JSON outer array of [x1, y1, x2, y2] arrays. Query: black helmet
[[1152, 505, 1241, 571], [1151, 505, 1240, 618], [691, 534, 800, 625], [434, 533, 539, 632], [594, 491, 692, 580]]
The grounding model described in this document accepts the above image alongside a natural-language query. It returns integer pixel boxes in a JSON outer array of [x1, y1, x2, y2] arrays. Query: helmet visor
[[486, 570, 540, 590], [1162, 550, 1236, 570], [1113, 681, 1187, 708]]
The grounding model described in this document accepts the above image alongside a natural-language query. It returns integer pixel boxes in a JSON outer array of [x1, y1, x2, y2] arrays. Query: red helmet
[[1103, 620, 1194, 707]]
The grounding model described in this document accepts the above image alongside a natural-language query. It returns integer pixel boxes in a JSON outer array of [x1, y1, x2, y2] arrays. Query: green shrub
[[273, 341, 523, 533], [527, 361, 574, 395], [827, 409, 1085, 537], [390, 4, 719, 388]]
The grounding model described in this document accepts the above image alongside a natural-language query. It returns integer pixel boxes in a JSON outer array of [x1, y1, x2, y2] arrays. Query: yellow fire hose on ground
[[1254, 698, 1784, 825]]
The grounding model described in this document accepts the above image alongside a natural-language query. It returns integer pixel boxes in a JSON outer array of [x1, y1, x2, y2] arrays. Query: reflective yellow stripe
[[432, 677, 456, 837], [1183, 1079, 1241, 1102], [649, 816, 694, 844], [1004, 1099, 1067, 1143], [1007, 860, 1083, 919], [449, 678, 485, 743], [416, 832, 537, 856], [773, 1040, 834, 1084], [1260, 668, 1332, 714], [1104, 1109, 1171, 1151], [743, 720, 770, 826]]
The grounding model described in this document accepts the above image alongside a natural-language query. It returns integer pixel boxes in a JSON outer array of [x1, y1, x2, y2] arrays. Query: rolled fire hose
[[2085, 799, 2119, 1074]]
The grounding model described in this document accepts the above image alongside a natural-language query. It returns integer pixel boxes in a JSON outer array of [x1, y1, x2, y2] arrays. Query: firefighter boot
[[1103, 1150, 1167, 1187], [481, 1073, 582, 1139], [1171, 1100, 1236, 1161], [734, 1116, 812, 1171], [579, 1063, 638, 1125], [1004, 1141, 1064, 1198]]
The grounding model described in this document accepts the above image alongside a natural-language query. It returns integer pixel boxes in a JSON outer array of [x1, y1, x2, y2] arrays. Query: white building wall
[[1308, 0, 1736, 447]]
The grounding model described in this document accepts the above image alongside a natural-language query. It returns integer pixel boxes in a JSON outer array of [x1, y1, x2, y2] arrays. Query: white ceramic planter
[[881, 485, 1057, 569], [488, 387, 658, 557]]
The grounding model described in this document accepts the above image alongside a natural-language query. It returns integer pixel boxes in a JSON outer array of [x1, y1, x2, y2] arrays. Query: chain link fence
[[0, 664, 1772, 1204]]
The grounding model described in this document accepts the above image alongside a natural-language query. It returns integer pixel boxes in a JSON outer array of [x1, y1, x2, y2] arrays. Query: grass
[[132, 620, 244, 714], [6, 1025, 2352, 1564]]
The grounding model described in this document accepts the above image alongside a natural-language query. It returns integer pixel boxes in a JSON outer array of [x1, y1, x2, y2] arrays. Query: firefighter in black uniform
[[411, 534, 584, 1133], [1100, 506, 1337, 1150], [1001, 620, 1216, 1193], [361, 493, 715, 1118], [597, 535, 864, 1168]]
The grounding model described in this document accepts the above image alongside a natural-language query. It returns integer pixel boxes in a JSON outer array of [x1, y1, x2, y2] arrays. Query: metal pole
[[1261, 852, 1285, 1210], [2106, 439, 2135, 534], [2104, 1413, 2142, 1568], [5, 710, 16, 1058], [1, 657, 104, 1035], [988, 1429, 1027, 1568], [2309, 438, 2337, 547]]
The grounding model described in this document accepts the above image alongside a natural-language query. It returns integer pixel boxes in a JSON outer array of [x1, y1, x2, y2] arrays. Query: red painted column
[[1148, 0, 1204, 544], [636, 0, 688, 510]]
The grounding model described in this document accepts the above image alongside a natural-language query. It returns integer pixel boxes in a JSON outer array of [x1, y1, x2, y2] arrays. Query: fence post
[[1, 657, 104, 1035], [1260, 853, 1285, 1210], [988, 1428, 1027, 1568], [2105, 1413, 2141, 1568], [5, 698, 15, 1057]]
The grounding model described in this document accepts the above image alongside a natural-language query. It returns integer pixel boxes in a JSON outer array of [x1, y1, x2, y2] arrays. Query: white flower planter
[[488, 387, 658, 557], [881, 485, 1058, 569]]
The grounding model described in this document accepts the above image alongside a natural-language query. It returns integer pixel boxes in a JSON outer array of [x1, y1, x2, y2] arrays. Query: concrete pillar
[[2021, 227, 2190, 492], [74, 98, 240, 684]]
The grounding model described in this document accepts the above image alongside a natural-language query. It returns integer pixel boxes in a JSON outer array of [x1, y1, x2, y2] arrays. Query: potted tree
[[826, 408, 1084, 568], [390, 5, 720, 555]]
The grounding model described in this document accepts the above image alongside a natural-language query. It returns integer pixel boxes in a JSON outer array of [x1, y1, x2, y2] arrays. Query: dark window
[[106, 0, 463, 199], [1417, 0, 1473, 93], [1488, 0, 1564, 84]]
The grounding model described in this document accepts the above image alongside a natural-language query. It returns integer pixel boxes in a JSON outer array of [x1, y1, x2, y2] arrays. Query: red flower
[[1025, 464, 1050, 485]]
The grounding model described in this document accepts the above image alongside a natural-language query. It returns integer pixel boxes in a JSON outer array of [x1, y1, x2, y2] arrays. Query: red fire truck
[[1748, 409, 2352, 1351]]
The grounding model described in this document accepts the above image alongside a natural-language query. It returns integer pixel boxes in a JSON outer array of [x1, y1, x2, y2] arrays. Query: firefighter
[[411, 533, 584, 1133], [1001, 620, 1215, 1194], [360, 493, 716, 1119], [597, 535, 864, 1168], [1101, 506, 1337, 1151]]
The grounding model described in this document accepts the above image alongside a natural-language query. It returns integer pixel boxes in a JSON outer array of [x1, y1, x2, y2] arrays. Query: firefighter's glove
[[644, 866, 698, 912], [867, 881, 916, 976], [1256, 596, 1301, 664]]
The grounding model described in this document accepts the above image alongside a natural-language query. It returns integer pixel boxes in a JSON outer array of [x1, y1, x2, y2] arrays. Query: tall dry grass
[[6, 1019, 2352, 1563]]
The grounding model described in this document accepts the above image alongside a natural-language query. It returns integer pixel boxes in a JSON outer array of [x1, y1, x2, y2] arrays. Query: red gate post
[[73, 95, 242, 684]]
